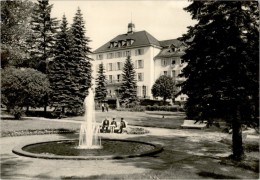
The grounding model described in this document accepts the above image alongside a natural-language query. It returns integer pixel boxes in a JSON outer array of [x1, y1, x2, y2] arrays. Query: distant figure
[[119, 118, 127, 133], [101, 103, 105, 112], [102, 118, 110, 132], [105, 103, 109, 112], [110, 118, 117, 133], [111, 118, 117, 127]]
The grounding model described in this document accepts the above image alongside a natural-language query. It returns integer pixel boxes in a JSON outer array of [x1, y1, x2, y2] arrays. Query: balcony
[[107, 80, 123, 86]]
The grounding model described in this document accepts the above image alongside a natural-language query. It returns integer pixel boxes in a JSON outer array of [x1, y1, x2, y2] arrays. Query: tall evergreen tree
[[95, 62, 107, 102], [119, 56, 138, 104], [70, 8, 92, 109], [48, 15, 72, 112], [180, 1, 259, 160], [28, 0, 58, 73]]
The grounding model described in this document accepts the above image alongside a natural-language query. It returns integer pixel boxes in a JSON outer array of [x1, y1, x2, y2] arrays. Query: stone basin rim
[[12, 138, 163, 160]]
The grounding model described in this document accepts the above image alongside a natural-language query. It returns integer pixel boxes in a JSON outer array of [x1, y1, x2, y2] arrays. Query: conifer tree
[[95, 62, 107, 103], [28, 0, 58, 73], [70, 8, 92, 109], [180, 1, 259, 160], [119, 56, 138, 104], [48, 15, 72, 113]]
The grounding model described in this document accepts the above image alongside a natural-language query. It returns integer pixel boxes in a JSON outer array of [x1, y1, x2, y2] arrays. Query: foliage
[[1, 0, 35, 68], [151, 75, 177, 103], [119, 56, 138, 104], [48, 15, 73, 111], [28, 0, 58, 73], [1, 67, 50, 119], [180, 1, 259, 160], [95, 62, 107, 102], [69, 8, 92, 110], [146, 105, 178, 112]]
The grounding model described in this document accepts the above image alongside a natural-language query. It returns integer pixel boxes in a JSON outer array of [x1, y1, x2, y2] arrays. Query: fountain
[[78, 88, 101, 149], [12, 89, 163, 160]]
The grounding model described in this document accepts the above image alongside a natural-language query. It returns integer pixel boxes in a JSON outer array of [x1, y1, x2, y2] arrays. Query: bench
[[181, 120, 207, 129]]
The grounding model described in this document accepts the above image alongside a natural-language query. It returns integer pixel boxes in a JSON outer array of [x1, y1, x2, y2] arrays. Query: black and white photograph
[[1, 0, 259, 179]]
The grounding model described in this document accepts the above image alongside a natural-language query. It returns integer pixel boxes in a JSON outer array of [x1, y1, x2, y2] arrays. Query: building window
[[172, 70, 176, 79], [115, 52, 122, 58], [117, 62, 122, 70], [117, 74, 121, 82], [126, 50, 131, 56], [163, 71, 167, 76], [172, 60, 176, 65], [123, 50, 131, 57], [136, 60, 143, 69], [109, 75, 113, 83], [107, 53, 113, 59], [135, 49, 144, 56], [161, 59, 167, 66], [137, 73, 144, 81], [108, 63, 112, 71], [97, 54, 103, 60], [142, 85, 146, 98]]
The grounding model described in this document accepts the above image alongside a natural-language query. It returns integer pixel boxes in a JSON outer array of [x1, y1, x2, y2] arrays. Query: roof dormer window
[[110, 42, 114, 48]]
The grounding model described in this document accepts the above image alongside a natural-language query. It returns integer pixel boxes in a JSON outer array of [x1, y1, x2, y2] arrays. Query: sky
[[50, 0, 197, 50]]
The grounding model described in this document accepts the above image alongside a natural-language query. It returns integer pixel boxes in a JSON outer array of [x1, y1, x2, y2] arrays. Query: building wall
[[154, 56, 188, 102], [92, 45, 161, 99]]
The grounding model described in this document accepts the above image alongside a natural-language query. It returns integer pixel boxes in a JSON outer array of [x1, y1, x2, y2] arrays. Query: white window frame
[[135, 49, 144, 56], [107, 53, 113, 59], [137, 73, 144, 81]]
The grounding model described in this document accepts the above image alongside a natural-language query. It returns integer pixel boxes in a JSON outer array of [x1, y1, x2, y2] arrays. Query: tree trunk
[[231, 107, 245, 160]]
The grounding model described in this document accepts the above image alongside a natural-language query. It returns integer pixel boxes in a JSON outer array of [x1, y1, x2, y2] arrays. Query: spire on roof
[[127, 22, 135, 34]]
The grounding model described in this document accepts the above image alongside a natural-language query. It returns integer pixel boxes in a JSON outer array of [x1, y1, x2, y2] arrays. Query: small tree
[[152, 75, 176, 104], [119, 56, 138, 104], [1, 67, 50, 119], [95, 62, 107, 103]]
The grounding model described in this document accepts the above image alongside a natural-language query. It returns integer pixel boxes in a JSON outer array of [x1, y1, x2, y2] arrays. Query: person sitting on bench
[[118, 118, 127, 133], [102, 118, 110, 133], [110, 118, 117, 133]]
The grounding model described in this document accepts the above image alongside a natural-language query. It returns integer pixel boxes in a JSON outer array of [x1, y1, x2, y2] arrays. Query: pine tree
[[180, 1, 259, 160], [28, 0, 58, 73], [119, 56, 138, 104], [95, 62, 107, 103], [48, 15, 72, 113], [70, 8, 92, 109]]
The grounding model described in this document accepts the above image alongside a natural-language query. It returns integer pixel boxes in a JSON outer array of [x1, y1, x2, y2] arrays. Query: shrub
[[146, 105, 178, 112], [1, 67, 50, 119], [10, 106, 24, 119]]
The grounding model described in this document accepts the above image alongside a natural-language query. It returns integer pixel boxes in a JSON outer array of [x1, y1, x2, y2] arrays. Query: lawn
[[1, 110, 259, 179]]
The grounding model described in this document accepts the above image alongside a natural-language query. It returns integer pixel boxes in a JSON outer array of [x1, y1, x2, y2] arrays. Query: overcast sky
[[50, 1, 197, 50]]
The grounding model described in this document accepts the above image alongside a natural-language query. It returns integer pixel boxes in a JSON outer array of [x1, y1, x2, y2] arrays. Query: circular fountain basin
[[12, 139, 163, 160]]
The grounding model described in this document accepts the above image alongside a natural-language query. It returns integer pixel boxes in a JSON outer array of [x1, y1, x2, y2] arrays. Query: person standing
[[101, 103, 105, 112], [105, 103, 109, 112]]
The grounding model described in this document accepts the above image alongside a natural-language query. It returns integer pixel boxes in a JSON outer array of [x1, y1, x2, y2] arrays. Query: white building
[[92, 23, 188, 103]]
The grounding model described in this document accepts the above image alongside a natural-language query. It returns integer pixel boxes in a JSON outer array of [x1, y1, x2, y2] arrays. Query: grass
[[1, 110, 259, 179]]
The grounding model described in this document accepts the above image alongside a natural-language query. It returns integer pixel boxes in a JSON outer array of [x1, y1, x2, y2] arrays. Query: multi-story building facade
[[92, 23, 188, 103]]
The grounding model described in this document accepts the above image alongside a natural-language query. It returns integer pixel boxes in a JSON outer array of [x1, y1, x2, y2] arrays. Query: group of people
[[101, 117, 127, 133]]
